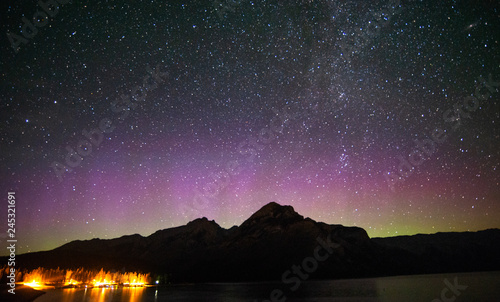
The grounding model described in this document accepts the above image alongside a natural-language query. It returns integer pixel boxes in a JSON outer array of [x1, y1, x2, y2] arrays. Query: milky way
[[1, 0, 499, 255]]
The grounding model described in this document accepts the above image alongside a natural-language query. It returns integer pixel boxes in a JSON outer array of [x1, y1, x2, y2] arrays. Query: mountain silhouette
[[4, 202, 500, 282]]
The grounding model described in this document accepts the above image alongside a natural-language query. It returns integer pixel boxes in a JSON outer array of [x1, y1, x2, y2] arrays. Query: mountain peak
[[257, 201, 297, 216], [187, 217, 219, 228], [240, 202, 303, 229]]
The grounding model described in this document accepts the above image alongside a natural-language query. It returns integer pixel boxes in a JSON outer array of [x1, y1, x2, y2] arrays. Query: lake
[[34, 271, 500, 302]]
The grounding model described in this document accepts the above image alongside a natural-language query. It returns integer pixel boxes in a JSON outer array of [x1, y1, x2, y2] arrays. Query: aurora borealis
[[1, 0, 499, 256]]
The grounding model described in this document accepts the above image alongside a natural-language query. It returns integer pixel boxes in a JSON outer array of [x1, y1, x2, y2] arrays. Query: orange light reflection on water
[[34, 286, 146, 302], [85, 286, 145, 302]]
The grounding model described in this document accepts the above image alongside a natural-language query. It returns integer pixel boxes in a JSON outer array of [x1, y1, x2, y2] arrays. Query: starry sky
[[1, 0, 499, 256]]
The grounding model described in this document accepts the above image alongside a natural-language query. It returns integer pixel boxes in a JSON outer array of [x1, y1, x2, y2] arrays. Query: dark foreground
[[0, 284, 45, 302]]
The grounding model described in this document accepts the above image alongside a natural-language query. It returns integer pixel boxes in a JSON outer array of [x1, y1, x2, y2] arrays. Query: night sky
[[1, 0, 499, 256]]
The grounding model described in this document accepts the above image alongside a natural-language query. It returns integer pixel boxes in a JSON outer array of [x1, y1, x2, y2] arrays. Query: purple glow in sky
[[1, 0, 499, 256]]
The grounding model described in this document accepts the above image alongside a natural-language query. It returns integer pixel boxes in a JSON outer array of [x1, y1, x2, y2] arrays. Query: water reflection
[[33, 272, 500, 302], [35, 286, 145, 302]]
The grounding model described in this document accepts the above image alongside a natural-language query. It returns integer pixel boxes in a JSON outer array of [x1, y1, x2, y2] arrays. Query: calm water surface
[[34, 271, 500, 302]]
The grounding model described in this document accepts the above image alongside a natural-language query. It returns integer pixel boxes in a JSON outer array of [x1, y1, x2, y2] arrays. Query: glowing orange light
[[123, 278, 145, 287], [22, 267, 150, 288], [24, 279, 43, 289], [64, 278, 82, 286]]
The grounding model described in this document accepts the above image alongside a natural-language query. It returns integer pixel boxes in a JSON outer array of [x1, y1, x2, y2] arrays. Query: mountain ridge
[[4, 202, 500, 282]]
